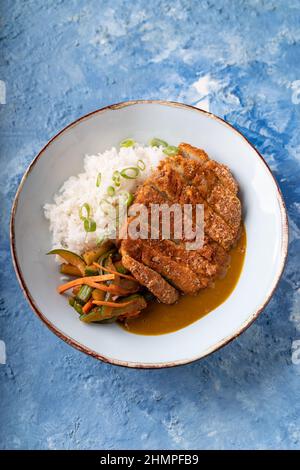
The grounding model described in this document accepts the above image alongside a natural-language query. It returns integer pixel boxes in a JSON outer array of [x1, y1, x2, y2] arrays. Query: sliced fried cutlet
[[148, 166, 237, 250], [119, 144, 242, 302], [120, 237, 143, 261], [178, 143, 238, 195], [121, 211, 212, 294], [206, 160, 238, 195], [141, 244, 202, 295], [178, 143, 238, 194], [121, 216, 203, 294], [134, 183, 167, 206], [121, 254, 179, 304], [165, 156, 241, 236], [122, 212, 229, 290], [148, 238, 230, 287], [179, 142, 209, 164]]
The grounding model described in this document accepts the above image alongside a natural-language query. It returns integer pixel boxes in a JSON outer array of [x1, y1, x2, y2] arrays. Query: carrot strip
[[93, 262, 136, 281], [92, 300, 134, 308], [59, 281, 128, 295], [57, 274, 114, 294], [85, 282, 129, 296], [82, 299, 93, 314], [58, 280, 124, 295]]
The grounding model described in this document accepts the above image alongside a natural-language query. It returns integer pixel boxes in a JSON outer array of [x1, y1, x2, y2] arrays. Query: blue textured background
[[1, 0, 300, 450]]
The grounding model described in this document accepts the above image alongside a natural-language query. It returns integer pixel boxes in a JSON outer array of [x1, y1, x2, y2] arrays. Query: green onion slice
[[107, 186, 115, 196], [137, 159, 146, 171], [79, 203, 91, 221], [100, 198, 114, 215], [96, 173, 102, 187], [112, 170, 121, 187], [120, 138, 135, 148], [163, 145, 179, 156], [84, 218, 97, 232], [120, 167, 139, 179], [118, 190, 134, 207], [150, 138, 168, 148]]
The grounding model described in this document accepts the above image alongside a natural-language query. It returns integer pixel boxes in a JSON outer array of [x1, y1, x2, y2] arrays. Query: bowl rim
[[10, 99, 289, 369]]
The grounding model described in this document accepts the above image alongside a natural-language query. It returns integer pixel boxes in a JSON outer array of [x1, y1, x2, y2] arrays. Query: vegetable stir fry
[[48, 240, 147, 324]]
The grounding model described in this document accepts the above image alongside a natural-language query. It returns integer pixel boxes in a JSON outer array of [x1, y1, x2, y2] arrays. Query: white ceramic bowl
[[11, 101, 288, 368]]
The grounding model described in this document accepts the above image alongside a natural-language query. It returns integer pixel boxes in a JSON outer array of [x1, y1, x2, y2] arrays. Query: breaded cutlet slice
[[147, 238, 230, 287], [121, 233, 203, 295], [146, 167, 237, 250], [121, 253, 179, 304], [179, 143, 238, 195], [122, 194, 230, 290], [140, 244, 202, 295], [165, 156, 241, 235]]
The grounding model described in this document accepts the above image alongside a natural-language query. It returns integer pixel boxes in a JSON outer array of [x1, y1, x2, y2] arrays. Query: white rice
[[44, 144, 166, 254]]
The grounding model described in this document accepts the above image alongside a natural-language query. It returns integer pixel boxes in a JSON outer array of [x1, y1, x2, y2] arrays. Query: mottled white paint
[[0, 340, 6, 364], [193, 75, 221, 96], [151, 39, 179, 63], [289, 208, 300, 243], [290, 288, 300, 331], [290, 80, 300, 104], [162, 415, 187, 447], [0, 80, 6, 104], [291, 340, 300, 365], [192, 75, 223, 111]]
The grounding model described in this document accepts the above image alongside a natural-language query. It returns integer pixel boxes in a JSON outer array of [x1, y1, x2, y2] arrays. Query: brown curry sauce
[[121, 225, 246, 335]]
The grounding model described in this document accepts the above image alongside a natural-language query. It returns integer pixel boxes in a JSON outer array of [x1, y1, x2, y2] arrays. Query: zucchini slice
[[80, 295, 147, 323], [80, 306, 117, 323], [60, 263, 82, 277], [82, 240, 114, 265], [80, 307, 104, 323], [114, 294, 147, 317], [84, 265, 99, 276], [47, 249, 86, 275]]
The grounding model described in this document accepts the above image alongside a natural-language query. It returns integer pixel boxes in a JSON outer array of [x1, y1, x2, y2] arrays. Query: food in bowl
[[45, 138, 245, 334]]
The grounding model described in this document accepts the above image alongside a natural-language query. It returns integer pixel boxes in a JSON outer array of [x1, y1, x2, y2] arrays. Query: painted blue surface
[[0, 0, 300, 450]]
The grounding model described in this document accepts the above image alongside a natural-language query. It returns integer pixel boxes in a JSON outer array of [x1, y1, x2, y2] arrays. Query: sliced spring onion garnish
[[100, 198, 114, 215], [79, 203, 91, 221], [120, 167, 139, 179], [137, 159, 146, 171], [112, 170, 121, 187], [163, 145, 179, 156], [125, 192, 134, 207], [120, 138, 135, 148], [118, 190, 134, 207], [107, 186, 115, 196], [84, 218, 97, 232], [96, 172, 102, 187], [150, 138, 168, 148]]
